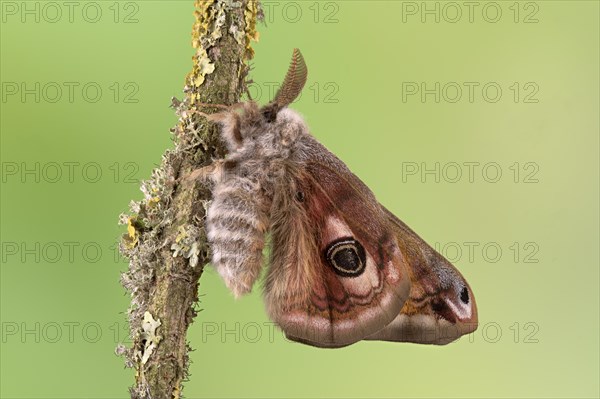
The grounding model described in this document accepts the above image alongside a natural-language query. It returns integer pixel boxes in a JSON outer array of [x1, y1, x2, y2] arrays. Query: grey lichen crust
[[117, 1, 260, 398]]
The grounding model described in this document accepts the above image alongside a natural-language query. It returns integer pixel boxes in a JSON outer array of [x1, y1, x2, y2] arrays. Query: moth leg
[[185, 159, 237, 185], [186, 164, 218, 183]]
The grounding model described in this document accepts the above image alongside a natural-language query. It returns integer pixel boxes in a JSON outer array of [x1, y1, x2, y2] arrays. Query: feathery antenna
[[272, 48, 308, 107]]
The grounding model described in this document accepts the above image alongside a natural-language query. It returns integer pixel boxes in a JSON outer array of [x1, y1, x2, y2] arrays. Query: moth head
[[208, 49, 309, 152]]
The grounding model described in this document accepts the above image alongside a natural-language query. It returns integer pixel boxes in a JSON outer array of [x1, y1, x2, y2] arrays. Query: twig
[[118, 1, 260, 398]]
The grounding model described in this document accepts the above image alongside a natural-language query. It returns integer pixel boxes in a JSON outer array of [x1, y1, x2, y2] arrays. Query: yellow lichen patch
[[122, 234, 138, 250], [147, 196, 160, 209], [192, 47, 216, 87], [127, 218, 137, 238], [124, 217, 140, 249], [181, 0, 260, 136], [244, 0, 260, 60], [191, 0, 216, 49], [187, 0, 227, 89]]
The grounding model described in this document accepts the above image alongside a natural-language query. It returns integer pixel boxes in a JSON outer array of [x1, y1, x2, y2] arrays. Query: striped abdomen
[[206, 182, 269, 297]]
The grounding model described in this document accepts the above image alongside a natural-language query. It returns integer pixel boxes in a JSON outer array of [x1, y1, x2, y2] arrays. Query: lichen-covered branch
[[117, 1, 259, 398]]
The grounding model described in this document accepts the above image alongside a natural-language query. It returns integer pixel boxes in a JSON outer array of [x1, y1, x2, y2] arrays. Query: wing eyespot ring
[[324, 237, 366, 278]]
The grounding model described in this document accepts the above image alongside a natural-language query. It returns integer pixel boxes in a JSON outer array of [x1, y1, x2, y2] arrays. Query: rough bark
[[117, 1, 259, 398]]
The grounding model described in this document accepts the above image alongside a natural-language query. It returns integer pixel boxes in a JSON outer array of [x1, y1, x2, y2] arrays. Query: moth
[[190, 49, 478, 348]]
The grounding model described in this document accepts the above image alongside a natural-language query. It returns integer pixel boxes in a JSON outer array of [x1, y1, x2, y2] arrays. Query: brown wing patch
[[264, 140, 411, 348], [365, 208, 478, 345]]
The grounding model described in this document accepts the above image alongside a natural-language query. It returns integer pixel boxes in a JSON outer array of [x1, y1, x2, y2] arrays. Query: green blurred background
[[1, 1, 598, 398]]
